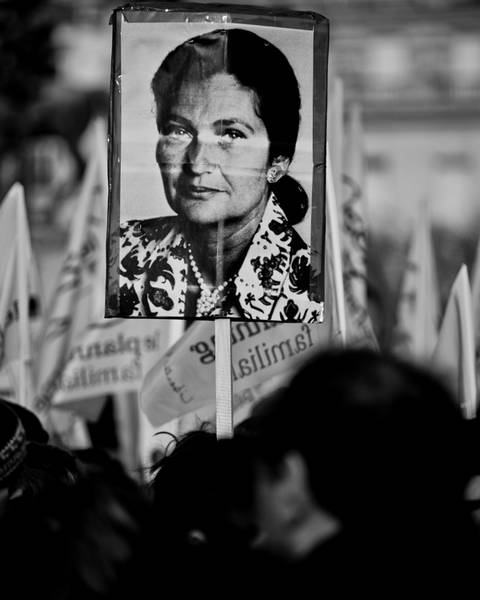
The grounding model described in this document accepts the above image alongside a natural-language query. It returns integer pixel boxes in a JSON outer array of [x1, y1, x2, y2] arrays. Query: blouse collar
[[145, 194, 293, 320], [234, 194, 292, 320]]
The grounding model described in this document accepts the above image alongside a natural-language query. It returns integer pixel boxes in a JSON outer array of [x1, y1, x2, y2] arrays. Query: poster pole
[[114, 390, 140, 474], [215, 318, 233, 439]]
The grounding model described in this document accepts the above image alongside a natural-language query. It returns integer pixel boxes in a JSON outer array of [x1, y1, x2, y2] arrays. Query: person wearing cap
[[0, 401, 27, 514], [0, 397, 49, 443]]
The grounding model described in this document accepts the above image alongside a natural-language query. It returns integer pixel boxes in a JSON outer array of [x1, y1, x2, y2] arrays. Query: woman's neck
[[182, 200, 268, 285]]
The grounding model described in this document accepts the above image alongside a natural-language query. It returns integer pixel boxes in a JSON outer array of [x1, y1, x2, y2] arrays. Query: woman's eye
[[221, 129, 246, 141], [163, 124, 191, 139]]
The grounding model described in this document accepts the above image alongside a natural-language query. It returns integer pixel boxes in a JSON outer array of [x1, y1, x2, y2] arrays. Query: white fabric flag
[[34, 126, 106, 407], [341, 104, 378, 350], [392, 200, 440, 361], [141, 319, 331, 428], [0, 183, 42, 407], [51, 318, 172, 418], [432, 265, 476, 419], [33, 120, 110, 446]]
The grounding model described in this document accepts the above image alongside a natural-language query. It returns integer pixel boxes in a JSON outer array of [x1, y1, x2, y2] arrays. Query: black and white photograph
[[3, 1, 480, 597], [106, 10, 328, 321]]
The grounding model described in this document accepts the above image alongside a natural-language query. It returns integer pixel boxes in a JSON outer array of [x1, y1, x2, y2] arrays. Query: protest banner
[[106, 4, 329, 437], [341, 103, 378, 350], [0, 183, 42, 407], [141, 319, 331, 427], [51, 318, 172, 418], [392, 200, 439, 361], [432, 265, 476, 419]]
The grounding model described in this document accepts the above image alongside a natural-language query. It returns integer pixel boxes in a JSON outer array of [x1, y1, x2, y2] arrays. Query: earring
[[267, 166, 280, 184]]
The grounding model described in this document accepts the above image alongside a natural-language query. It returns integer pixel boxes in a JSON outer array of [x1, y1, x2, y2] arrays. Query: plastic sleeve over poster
[[106, 3, 329, 323]]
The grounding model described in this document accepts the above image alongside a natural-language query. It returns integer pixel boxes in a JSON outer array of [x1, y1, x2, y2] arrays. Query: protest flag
[[432, 265, 476, 419], [392, 200, 440, 361], [49, 318, 172, 415], [110, 322, 185, 473], [141, 318, 331, 428], [0, 183, 42, 408], [32, 119, 111, 445], [341, 103, 379, 350]]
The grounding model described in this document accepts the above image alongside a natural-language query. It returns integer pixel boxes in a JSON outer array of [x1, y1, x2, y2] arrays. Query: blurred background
[[1, 0, 480, 350]]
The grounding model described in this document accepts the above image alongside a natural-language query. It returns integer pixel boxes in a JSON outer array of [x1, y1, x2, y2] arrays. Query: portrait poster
[[106, 3, 328, 323]]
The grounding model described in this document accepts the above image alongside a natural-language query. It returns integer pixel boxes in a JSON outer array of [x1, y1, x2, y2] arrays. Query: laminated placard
[[106, 3, 328, 323]]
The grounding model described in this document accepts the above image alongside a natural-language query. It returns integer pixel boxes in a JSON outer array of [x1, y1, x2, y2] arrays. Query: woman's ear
[[267, 156, 291, 184]]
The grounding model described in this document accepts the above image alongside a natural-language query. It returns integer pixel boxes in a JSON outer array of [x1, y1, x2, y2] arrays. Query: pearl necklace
[[187, 243, 235, 317]]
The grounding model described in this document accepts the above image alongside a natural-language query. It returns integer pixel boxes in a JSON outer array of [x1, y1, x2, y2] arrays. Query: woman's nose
[[186, 135, 217, 174]]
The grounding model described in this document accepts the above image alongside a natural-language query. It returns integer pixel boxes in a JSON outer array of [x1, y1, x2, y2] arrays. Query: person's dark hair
[[255, 349, 472, 524], [150, 425, 257, 549], [10, 442, 79, 500], [151, 28, 308, 225], [1, 452, 155, 599]]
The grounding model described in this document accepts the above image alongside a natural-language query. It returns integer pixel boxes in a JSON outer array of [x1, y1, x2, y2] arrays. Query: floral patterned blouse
[[118, 194, 324, 322]]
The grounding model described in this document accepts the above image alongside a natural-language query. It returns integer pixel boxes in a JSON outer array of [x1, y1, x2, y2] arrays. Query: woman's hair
[[254, 349, 472, 524], [150, 426, 257, 549], [151, 28, 308, 224]]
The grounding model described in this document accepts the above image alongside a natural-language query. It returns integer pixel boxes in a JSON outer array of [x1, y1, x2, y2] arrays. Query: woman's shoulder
[[120, 216, 177, 246]]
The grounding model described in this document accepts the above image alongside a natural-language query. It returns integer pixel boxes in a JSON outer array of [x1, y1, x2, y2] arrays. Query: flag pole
[[16, 185, 30, 407], [326, 144, 347, 346], [215, 318, 233, 439], [331, 77, 344, 216]]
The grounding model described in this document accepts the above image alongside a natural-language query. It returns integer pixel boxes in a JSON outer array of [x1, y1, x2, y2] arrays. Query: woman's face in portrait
[[156, 72, 271, 226]]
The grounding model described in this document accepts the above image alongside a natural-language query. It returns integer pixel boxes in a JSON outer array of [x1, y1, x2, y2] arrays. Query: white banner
[[142, 320, 331, 427], [432, 265, 476, 419], [341, 104, 378, 350], [393, 200, 439, 361], [0, 183, 42, 406], [51, 318, 171, 410]]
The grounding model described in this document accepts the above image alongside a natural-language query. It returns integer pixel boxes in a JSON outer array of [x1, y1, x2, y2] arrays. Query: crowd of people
[[1, 348, 480, 597]]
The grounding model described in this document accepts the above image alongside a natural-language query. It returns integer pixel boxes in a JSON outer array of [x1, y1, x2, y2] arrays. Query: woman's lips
[[182, 185, 223, 199]]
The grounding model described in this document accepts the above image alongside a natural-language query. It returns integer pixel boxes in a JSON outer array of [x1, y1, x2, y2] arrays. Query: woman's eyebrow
[[215, 119, 254, 134], [165, 114, 193, 127]]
